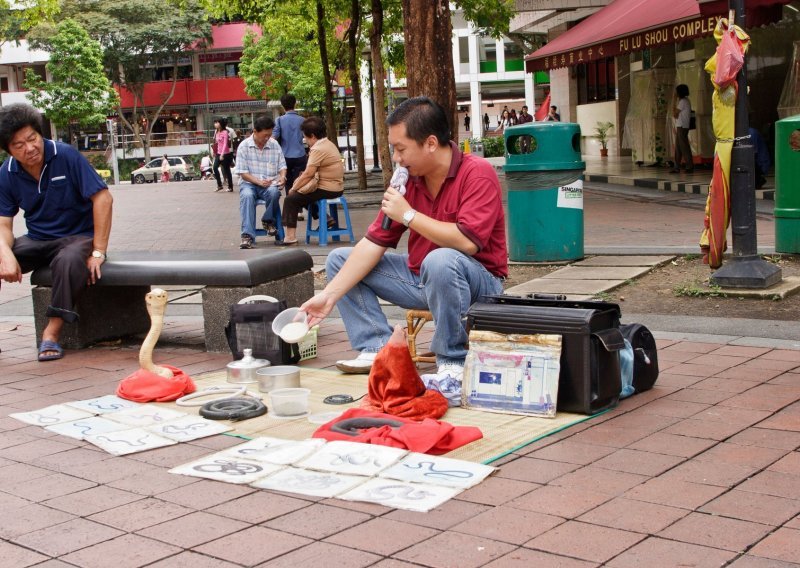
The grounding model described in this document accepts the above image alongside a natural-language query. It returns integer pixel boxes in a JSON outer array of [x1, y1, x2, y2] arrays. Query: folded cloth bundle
[[116, 365, 196, 402], [313, 408, 483, 454], [360, 324, 449, 420]]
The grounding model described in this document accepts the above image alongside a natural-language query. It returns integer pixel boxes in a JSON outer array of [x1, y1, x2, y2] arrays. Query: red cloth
[[116, 365, 196, 402], [535, 93, 551, 121], [361, 341, 449, 420], [313, 408, 483, 455]]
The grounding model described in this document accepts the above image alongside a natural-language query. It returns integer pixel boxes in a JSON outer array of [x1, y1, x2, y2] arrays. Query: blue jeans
[[239, 182, 282, 240], [326, 247, 504, 366]]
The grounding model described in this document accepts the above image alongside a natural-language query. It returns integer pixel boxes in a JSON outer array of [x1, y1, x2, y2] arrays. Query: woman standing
[[497, 109, 512, 132], [160, 154, 170, 183], [671, 84, 694, 174], [212, 118, 234, 191]]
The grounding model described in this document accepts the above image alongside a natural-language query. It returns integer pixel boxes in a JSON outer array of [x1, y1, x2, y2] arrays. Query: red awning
[[526, 0, 715, 72], [209, 23, 262, 50]]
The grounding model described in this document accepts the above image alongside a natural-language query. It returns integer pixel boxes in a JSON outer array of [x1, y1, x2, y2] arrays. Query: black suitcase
[[466, 294, 625, 415]]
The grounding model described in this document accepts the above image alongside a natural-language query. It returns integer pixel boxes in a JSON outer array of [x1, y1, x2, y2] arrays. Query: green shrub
[[459, 136, 505, 158]]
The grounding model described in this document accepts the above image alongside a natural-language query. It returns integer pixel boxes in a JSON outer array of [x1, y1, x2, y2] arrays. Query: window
[[0, 76, 8, 91], [459, 36, 469, 64], [576, 57, 616, 105]]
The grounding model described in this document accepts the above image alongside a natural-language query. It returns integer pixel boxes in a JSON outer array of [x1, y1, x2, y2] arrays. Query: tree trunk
[[316, 0, 337, 142], [401, 0, 456, 143], [347, 0, 367, 190], [370, 0, 392, 186]]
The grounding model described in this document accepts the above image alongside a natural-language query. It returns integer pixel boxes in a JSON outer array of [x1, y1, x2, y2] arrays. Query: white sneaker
[[421, 364, 464, 407], [335, 351, 377, 374]]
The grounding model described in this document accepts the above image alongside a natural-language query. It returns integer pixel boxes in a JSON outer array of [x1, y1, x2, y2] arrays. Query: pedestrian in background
[[671, 84, 693, 173], [545, 106, 561, 121], [483, 113, 490, 131], [464, 111, 470, 131], [273, 93, 308, 195], [212, 118, 234, 192], [160, 154, 170, 183]]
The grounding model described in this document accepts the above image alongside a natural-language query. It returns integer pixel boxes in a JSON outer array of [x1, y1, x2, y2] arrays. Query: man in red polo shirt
[[301, 97, 507, 397]]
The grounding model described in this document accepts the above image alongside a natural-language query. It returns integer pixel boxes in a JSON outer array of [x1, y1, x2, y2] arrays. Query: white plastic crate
[[299, 325, 319, 361]]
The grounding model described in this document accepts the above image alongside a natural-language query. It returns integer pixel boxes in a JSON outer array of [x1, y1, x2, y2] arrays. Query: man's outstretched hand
[[300, 291, 337, 327]]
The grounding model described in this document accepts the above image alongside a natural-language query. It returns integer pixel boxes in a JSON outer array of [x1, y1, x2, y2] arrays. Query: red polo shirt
[[366, 143, 508, 278]]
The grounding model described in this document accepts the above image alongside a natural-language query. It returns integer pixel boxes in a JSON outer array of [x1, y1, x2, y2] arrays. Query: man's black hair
[[386, 96, 450, 146], [0, 103, 44, 153], [253, 115, 275, 131], [301, 116, 326, 139], [280, 93, 297, 111]]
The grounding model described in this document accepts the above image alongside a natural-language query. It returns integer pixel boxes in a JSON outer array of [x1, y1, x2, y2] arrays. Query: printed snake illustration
[[139, 288, 173, 379]]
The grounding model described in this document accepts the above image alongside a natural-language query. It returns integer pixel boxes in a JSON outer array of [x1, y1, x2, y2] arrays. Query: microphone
[[381, 166, 409, 230]]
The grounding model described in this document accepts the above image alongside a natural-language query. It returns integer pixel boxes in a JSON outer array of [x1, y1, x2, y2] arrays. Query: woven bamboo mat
[[165, 368, 592, 464]]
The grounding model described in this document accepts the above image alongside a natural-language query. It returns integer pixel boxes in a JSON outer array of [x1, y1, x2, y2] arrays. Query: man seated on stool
[[236, 115, 286, 249], [0, 103, 113, 361], [279, 117, 345, 246], [301, 96, 508, 392]]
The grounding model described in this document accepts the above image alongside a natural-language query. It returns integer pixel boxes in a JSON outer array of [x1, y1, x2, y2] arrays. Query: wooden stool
[[406, 309, 436, 364]]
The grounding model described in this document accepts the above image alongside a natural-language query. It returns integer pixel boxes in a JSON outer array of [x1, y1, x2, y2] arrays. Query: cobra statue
[[140, 288, 174, 379]]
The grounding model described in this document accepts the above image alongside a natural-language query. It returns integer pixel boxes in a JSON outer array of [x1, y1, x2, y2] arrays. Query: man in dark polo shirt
[[0, 103, 113, 361], [301, 97, 507, 396]]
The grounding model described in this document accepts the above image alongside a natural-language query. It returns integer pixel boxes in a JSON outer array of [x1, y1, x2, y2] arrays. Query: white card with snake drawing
[[296, 440, 407, 476], [45, 416, 128, 440], [169, 455, 282, 484], [220, 437, 325, 465], [10, 404, 95, 426], [85, 427, 177, 455], [338, 478, 462, 512], [251, 466, 367, 498], [104, 405, 186, 427], [379, 453, 497, 489], [146, 416, 232, 442], [65, 395, 141, 415]]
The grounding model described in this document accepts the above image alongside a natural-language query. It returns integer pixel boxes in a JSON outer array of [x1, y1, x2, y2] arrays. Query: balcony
[[117, 76, 257, 110]]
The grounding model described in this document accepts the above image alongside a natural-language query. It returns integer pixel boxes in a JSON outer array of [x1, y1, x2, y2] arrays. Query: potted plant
[[594, 121, 614, 157]]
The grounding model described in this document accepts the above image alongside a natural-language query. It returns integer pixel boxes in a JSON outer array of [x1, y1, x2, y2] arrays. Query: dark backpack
[[619, 323, 659, 393], [224, 298, 299, 364]]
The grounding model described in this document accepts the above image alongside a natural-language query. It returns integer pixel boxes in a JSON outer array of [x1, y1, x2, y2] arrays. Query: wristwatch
[[402, 209, 417, 227], [91, 250, 107, 260]]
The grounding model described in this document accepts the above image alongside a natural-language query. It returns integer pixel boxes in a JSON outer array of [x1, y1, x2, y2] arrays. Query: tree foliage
[[24, 19, 118, 130], [0, 0, 59, 46]]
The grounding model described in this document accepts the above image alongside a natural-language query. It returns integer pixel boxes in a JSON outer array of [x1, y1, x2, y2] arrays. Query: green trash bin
[[504, 122, 585, 262], [774, 114, 800, 253]]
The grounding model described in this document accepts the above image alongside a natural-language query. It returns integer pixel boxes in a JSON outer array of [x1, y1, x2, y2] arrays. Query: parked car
[[131, 156, 196, 183]]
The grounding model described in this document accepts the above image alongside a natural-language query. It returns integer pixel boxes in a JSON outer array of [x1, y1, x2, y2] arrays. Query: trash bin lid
[[504, 122, 585, 172]]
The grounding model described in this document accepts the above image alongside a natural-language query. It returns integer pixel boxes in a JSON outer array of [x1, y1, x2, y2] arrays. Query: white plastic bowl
[[268, 387, 311, 417], [271, 308, 309, 343]]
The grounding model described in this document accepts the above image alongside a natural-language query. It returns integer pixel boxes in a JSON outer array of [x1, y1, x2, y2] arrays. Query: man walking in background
[[273, 94, 307, 195]]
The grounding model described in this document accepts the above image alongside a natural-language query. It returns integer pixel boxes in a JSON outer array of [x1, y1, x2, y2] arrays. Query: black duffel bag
[[224, 296, 300, 364]]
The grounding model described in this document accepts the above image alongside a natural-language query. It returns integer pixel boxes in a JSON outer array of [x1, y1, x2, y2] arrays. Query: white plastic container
[[271, 308, 310, 344], [268, 387, 311, 417]]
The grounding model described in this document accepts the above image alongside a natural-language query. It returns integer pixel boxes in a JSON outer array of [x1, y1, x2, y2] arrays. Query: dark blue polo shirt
[[0, 139, 107, 240]]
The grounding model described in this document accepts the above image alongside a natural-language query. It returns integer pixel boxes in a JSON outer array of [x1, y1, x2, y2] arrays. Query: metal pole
[[366, 55, 381, 172], [344, 95, 353, 172], [710, 0, 782, 288]]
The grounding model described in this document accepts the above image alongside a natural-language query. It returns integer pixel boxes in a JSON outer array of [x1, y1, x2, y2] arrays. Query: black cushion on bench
[[30, 249, 313, 287]]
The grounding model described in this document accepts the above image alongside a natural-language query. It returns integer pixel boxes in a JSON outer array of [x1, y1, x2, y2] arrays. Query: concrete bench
[[30, 249, 314, 352]]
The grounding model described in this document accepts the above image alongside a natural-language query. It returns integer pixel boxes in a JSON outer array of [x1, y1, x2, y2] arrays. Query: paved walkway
[[1, 176, 798, 567]]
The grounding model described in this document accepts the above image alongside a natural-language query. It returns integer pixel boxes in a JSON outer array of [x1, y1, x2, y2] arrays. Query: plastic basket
[[298, 325, 319, 361]]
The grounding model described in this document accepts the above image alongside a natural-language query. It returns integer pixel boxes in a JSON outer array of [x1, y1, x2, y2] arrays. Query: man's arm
[[301, 238, 386, 326], [87, 189, 113, 284], [0, 216, 21, 284]]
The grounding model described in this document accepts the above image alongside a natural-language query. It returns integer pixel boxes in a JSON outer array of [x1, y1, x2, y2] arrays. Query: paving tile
[[193, 526, 311, 565], [741, 358, 800, 373], [43, 484, 143, 516], [529, 440, 617, 465], [59, 533, 181, 568], [455, 475, 540, 506], [385, 498, 491, 530], [0, 461, 55, 484], [253, 540, 381, 568], [711, 345, 772, 358], [264, 502, 372, 540], [623, 477, 727, 510], [484, 548, 599, 567], [452, 505, 564, 544], [108, 468, 201, 498], [727, 555, 800, 568], [0, 491, 32, 512], [661, 342, 723, 354], [786, 515, 800, 529], [737, 470, 800, 500], [665, 387, 736, 405], [550, 465, 649, 496], [688, 353, 752, 370], [578, 496, 688, 534], [641, 373, 704, 389], [394, 530, 516, 568], [146, 550, 241, 568], [746, 527, 800, 564], [154, 477, 256, 508], [13, 517, 124, 557], [0, 502, 75, 539], [31, 446, 108, 471], [567, 424, 651, 448], [663, 362, 727, 378], [125, 441, 213, 468], [88, 497, 194, 532], [661, 459, 757, 488], [692, 376, 762, 393], [16, 560, 76, 568], [603, 410, 683, 431], [606, 536, 736, 567], [509, 484, 611, 519], [727, 427, 800, 450], [757, 412, 800, 433], [0, 539, 48, 568], [207, 490, 311, 524], [524, 520, 645, 564], [693, 405, 772, 426], [0, 437, 77, 462], [768, 451, 800, 474], [695, 442, 786, 469], [700, 489, 800, 526], [4, 471, 96, 501], [719, 384, 800, 412], [61, 455, 159, 484], [495, 456, 580, 484], [657, 511, 772, 552], [324, 517, 440, 555], [626, 432, 717, 458], [760, 350, 800, 362], [663, 418, 749, 440], [137, 510, 249, 548], [592, 448, 684, 476]]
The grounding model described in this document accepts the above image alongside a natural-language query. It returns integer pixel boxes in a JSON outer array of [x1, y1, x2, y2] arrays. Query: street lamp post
[[363, 49, 381, 173], [710, 0, 781, 288]]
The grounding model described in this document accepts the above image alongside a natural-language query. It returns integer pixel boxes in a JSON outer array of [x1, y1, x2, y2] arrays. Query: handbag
[[224, 295, 300, 364], [689, 111, 697, 130]]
